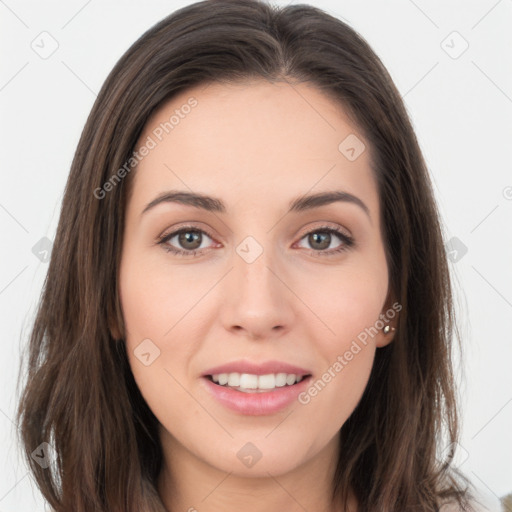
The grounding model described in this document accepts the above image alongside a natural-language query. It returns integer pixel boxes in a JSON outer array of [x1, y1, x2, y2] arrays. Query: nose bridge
[[233, 234, 281, 304], [219, 232, 295, 337]]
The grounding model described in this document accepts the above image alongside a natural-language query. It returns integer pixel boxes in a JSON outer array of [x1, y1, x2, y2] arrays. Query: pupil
[[310, 232, 330, 250], [179, 231, 201, 250]]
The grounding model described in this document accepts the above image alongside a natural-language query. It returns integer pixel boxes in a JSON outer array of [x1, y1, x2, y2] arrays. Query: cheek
[[296, 263, 386, 410], [296, 288, 380, 437], [119, 262, 201, 436], [119, 247, 209, 342], [300, 344, 375, 445], [118, 252, 202, 402], [304, 262, 388, 345]]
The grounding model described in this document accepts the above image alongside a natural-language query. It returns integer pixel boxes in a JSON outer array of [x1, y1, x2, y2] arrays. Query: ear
[[109, 320, 122, 341], [107, 285, 127, 341], [375, 292, 401, 348], [375, 326, 396, 348], [108, 301, 124, 341]]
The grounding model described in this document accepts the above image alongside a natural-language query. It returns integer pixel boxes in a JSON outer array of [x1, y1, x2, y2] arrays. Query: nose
[[219, 242, 296, 341]]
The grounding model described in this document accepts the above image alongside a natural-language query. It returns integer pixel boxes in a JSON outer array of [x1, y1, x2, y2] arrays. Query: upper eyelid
[[296, 222, 351, 239], [159, 224, 215, 242]]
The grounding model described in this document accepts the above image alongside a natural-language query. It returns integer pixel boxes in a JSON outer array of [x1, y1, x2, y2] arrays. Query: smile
[[207, 372, 307, 392]]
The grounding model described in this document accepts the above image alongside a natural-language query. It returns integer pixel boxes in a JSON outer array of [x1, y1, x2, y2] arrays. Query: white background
[[0, 0, 511, 510]]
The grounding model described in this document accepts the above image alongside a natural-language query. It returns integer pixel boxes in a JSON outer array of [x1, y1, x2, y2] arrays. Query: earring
[[383, 325, 395, 334]]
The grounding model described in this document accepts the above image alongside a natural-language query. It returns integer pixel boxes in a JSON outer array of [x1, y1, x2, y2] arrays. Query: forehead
[[129, 79, 378, 215]]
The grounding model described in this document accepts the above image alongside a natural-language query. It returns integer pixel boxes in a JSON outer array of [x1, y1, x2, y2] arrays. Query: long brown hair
[[16, 1, 476, 510]]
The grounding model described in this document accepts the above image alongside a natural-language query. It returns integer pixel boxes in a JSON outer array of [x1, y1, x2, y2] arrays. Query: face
[[117, 79, 395, 480]]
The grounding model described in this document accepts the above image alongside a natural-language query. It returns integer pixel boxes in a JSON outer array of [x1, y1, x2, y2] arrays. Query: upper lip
[[202, 359, 312, 377]]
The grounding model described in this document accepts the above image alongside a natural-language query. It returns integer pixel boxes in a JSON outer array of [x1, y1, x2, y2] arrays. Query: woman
[[16, 1, 484, 510]]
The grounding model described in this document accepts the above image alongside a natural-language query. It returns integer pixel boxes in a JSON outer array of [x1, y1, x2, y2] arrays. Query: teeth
[[285, 374, 296, 386], [227, 373, 240, 387], [258, 374, 275, 389], [239, 373, 258, 389], [210, 372, 306, 391], [275, 373, 287, 387]]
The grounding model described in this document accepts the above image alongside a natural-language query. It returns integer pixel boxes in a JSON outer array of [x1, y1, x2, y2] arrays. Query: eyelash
[[157, 225, 355, 258]]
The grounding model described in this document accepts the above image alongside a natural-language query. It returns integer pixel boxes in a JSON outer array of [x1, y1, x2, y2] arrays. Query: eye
[[158, 227, 217, 256], [157, 224, 355, 258], [295, 226, 354, 256]]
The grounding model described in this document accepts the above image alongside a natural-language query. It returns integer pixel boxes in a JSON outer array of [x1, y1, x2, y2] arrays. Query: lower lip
[[201, 376, 312, 416]]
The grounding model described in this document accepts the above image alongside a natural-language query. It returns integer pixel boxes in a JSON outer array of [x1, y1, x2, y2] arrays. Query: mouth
[[200, 360, 313, 414], [204, 372, 312, 393]]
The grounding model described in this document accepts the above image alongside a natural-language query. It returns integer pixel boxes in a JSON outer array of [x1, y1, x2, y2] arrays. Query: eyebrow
[[141, 190, 371, 220]]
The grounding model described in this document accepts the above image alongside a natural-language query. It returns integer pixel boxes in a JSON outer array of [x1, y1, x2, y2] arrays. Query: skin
[[117, 79, 397, 512]]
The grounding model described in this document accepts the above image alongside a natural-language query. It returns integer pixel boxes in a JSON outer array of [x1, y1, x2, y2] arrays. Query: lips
[[200, 359, 313, 415], [201, 359, 311, 377]]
